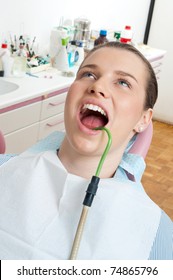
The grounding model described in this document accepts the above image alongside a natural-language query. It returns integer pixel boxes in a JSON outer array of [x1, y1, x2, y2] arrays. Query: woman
[[0, 42, 172, 259], [59, 42, 155, 179]]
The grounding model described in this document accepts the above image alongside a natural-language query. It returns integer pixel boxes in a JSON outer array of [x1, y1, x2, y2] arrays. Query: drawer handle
[[46, 120, 64, 127], [49, 101, 64, 106]]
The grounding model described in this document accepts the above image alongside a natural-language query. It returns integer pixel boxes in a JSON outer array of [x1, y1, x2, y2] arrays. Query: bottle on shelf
[[54, 30, 69, 72], [114, 31, 121, 42], [94, 30, 109, 46], [75, 41, 84, 66], [67, 40, 76, 67], [0, 43, 13, 77], [120, 26, 133, 44]]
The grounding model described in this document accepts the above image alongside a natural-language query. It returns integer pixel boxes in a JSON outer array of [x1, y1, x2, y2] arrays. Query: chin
[[69, 131, 104, 157]]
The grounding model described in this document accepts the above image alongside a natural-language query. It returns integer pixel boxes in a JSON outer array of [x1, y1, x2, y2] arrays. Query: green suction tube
[[94, 127, 112, 177], [69, 127, 112, 260]]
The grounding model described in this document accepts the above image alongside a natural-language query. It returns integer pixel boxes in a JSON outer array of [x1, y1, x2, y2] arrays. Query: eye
[[82, 71, 95, 79], [77, 68, 96, 80], [117, 79, 131, 88]]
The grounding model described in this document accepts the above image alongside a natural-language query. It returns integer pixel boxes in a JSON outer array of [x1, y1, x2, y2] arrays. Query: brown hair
[[82, 41, 158, 110]]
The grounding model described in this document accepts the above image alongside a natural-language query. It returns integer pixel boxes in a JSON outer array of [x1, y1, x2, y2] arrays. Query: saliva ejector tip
[[93, 126, 111, 136], [93, 126, 103, 131]]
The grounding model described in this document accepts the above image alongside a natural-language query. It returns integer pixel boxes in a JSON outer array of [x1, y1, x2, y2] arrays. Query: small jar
[[94, 30, 109, 46]]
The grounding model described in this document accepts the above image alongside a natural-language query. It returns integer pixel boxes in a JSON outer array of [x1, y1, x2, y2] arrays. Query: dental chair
[[129, 122, 153, 159], [125, 122, 153, 182], [0, 130, 6, 154], [0, 123, 153, 181]]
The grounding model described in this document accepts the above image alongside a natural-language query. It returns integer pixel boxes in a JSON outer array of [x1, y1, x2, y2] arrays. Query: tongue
[[81, 115, 105, 129]]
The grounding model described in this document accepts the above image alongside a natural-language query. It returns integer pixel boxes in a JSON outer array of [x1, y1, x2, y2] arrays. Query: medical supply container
[[54, 30, 69, 72], [120, 26, 133, 44], [0, 43, 13, 77]]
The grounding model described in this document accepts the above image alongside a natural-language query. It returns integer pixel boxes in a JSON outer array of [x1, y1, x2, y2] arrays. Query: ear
[[134, 108, 153, 133]]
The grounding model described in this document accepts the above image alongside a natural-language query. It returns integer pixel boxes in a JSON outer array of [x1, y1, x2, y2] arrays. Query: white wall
[[148, 0, 173, 124], [0, 0, 151, 53]]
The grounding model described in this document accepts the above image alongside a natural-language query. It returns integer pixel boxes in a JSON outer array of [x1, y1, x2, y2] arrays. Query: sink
[[0, 79, 19, 95]]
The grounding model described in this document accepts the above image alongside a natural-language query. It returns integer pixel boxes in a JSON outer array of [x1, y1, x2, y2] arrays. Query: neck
[[58, 137, 124, 179]]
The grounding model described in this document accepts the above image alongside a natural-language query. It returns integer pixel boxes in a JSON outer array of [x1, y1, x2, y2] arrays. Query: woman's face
[[64, 47, 152, 156]]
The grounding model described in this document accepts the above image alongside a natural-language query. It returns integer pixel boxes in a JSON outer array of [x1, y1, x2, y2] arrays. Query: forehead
[[83, 47, 147, 79]]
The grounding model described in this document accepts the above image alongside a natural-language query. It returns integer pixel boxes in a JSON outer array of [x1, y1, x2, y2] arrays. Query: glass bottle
[[94, 30, 109, 46]]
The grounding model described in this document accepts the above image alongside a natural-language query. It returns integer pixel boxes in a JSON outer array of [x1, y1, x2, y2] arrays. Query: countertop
[[0, 67, 77, 110]]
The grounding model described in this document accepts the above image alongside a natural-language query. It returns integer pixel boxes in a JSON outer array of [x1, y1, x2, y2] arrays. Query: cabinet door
[[38, 113, 65, 140], [5, 123, 39, 153], [0, 102, 42, 135], [40, 92, 67, 120]]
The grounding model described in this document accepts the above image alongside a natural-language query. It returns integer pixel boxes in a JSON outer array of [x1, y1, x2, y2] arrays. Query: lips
[[79, 102, 109, 131]]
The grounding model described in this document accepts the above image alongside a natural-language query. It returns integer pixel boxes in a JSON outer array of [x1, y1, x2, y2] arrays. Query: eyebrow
[[78, 64, 97, 73], [115, 70, 138, 83], [78, 64, 138, 83]]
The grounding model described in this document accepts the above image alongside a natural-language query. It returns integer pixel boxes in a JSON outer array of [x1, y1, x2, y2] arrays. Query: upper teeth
[[83, 104, 107, 116]]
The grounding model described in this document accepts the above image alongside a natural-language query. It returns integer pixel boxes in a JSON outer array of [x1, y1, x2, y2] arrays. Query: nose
[[88, 77, 110, 98]]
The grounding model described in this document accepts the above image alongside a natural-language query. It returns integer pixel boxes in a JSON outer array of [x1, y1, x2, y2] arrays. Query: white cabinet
[[38, 91, 67, 139], [39, 92, 67, 139], [39, 113, 65, 139], [0, 102, 41, 134], [5, 123, 39, 153], [0, 88, 68, 153], [1, 102, 42, 153], [138, 44, 166, 81], [40, 92, 66, 120]]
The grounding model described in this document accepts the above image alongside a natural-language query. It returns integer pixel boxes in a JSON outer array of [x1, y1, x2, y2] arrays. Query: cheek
[[65, 85, 77, 112], [65, 82, 82, 105], [117, 93, 145, 117], [64, 84, 80, 124], [66, 84, 75, 103]]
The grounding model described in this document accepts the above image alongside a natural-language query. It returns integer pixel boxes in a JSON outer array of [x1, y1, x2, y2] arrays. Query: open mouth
[[80, 103, 109, 130]]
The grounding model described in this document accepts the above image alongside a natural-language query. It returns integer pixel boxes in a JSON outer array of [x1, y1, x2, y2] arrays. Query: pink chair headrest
[[0, 130, 6, 154], [129, 122, 153, 159]]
